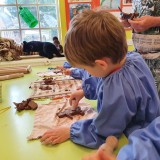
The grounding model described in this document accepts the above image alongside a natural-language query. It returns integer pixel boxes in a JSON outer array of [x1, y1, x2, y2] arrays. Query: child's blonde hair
[[64, 9, 128, 66]]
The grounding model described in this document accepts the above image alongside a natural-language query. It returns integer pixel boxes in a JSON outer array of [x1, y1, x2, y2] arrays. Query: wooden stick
[[0, 73, 24, 81], [0, 65, 31, 70], [0, 65, 31, 75]]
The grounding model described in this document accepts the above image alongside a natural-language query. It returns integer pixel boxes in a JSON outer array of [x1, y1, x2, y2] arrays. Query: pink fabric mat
[[27, 99, 97, 140]]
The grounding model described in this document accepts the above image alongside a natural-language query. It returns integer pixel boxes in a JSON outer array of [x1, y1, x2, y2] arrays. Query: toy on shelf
[[19, 6, 38, 28]]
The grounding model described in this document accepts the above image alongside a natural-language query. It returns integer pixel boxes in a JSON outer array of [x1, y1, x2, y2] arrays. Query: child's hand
[[40, 126, 70, 145], [56, 66, 64, 70], [63, 69, 71, 75], [82, 136, 118, 160], [82, 149, 116, 160], [69, 90, 84, 108]]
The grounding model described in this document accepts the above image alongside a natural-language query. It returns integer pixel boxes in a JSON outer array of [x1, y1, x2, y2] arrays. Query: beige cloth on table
[[27, 99, 97, 140]]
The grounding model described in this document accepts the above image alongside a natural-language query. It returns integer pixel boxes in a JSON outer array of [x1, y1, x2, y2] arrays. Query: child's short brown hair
[[64, 9, 128, 66]]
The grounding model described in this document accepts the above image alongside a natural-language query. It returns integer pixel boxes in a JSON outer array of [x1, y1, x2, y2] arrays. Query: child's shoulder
[[126, 51, 143, 60], [105, 51, 150, 80], [126, 51, 146, 67]]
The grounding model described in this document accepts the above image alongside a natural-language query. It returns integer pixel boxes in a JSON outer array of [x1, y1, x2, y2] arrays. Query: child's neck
[[109, 57, 126, 75]]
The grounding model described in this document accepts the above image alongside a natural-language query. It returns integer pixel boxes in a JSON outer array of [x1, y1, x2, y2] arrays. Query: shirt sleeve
[[117, 116, 160, 160], [82, 76, 99, 100], [63, 62, 72, 68], [70, 119, 105, 149], [70, 68, 86, 80]]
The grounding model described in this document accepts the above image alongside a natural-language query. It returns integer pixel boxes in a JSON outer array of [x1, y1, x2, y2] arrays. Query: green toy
[[19, 6, 38, 28]]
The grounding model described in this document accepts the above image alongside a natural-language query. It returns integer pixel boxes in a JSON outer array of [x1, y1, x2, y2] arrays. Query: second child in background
[[57, 61, 91, 82], [53, 36, 63, 54]]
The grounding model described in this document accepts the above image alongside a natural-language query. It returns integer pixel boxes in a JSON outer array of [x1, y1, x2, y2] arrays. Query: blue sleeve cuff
[[70, 119, 105, 149]]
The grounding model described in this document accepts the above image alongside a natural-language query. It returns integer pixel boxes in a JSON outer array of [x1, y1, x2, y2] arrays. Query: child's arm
[[69, 90, 84, 108], [70, 68, 87, 80], [82, 76, 99, 100], [82, 136, 118, 160], [83, 117, 160, 160], [117, 116, 160, 160]]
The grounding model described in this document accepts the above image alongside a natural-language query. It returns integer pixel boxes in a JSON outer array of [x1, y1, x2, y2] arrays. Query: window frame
[[0, 0, 61, 44]]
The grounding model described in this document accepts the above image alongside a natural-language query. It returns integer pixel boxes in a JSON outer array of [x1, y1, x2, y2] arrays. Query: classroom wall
[[59, 2, 134, 51], [126, 30, 134, 51]]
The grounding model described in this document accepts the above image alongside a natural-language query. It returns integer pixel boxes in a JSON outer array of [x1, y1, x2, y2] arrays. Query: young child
[[83, 116, 160, 160], [40, 9, 160, 149], [52, 36, 63, 53]]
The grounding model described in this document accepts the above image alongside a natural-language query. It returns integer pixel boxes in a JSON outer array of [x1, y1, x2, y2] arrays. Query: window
[[0, 0, 60, 44]]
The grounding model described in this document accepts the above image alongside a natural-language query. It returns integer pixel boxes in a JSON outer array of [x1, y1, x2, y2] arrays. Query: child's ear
[[95, 59, 108, 69]]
